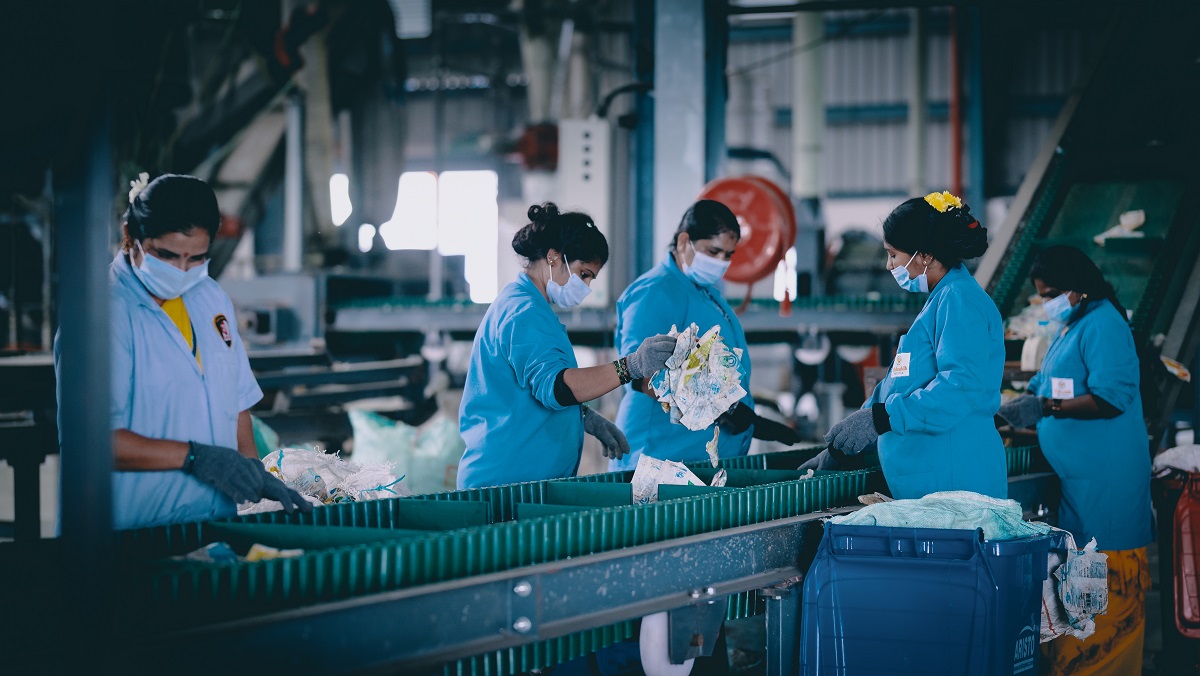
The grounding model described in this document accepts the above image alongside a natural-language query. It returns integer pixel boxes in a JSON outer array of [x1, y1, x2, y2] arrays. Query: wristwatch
[[1050, 398, 1064, 415]]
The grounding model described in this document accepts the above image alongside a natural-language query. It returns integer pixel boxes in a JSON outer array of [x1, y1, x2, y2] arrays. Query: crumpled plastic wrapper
[[172, 542, 303, 564], [632, 455, 725, 504], [705, 428, 720, 467], [1042, 531, 1108, 642], [1093, 209, 1145, 246], [239, 447, 410, 515], [650, 323, 748, 431]]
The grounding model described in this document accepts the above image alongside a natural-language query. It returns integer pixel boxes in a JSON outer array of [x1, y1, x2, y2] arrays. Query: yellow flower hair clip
[[924, 191, 963, 213]]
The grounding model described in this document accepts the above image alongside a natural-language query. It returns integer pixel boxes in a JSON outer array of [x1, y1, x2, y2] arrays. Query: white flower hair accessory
[[128, 172, 150, 203]]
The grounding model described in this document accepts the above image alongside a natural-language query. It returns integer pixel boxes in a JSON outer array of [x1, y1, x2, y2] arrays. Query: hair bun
[[527, 202, 560, 224]]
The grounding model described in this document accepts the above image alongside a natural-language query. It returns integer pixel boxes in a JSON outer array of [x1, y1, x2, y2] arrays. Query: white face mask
[[684, 243, 731, 287], [131, 241, 209, 300], [545, 256, 591, 308], [891, 251, 929, 294]]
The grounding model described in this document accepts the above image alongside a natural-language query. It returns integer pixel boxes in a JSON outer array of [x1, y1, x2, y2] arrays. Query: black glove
[[625, 334, 677, 379], [584, 406, 631, 459], [823, 408, 879, 456], [798, 448, 836, 472], [717, 401, 756, 435], [258, 467, 313, 514], [186, 442, 265, 504], [752, 416, 803, 446], [996, 393, 1043, 429], [797, 444, 871, 472]]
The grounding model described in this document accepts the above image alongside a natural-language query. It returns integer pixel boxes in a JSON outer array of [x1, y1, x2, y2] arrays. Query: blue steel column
[[55, 96, 114, 649], [631, 0, 655, 279], [964, 7, 986, 212], [764, 583, 803, 676], [704, 0, 729, 183]]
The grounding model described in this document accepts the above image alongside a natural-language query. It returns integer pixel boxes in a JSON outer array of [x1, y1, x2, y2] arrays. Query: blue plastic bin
[[800, 522, 1053, 675]]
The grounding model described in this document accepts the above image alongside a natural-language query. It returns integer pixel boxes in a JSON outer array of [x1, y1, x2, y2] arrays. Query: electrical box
[[558, 118, 613, 308]]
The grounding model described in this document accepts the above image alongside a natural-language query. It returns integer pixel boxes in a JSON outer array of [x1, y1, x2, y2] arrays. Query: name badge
[[1051, 377, 1074, 399], [892, 352, 911, 378]]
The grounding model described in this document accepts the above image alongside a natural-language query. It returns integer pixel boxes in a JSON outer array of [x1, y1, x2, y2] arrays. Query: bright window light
[[438, 170, 499, 303], [774, 248, 798, 302], [358, 223, 376, 253], [329, 173, 352, 226], [378, 172, 438, 250]]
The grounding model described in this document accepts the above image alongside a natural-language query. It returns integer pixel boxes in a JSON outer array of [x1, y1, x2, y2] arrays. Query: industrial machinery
[[2, 444, 1059, 674]]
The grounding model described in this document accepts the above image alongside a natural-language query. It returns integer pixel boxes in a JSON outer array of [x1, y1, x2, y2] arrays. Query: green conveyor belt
[[5, 443, 1050, 672], [95, 464, 876, 672]]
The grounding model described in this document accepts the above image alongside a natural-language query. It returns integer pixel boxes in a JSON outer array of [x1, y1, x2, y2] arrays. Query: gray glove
[[584, 406, 630, 460], [823, 408, 879, 456], [625, 334, 677, 379], [187, 442, 266, 504], [996, 393, 1043, 429], [257, 467, 313, 514]]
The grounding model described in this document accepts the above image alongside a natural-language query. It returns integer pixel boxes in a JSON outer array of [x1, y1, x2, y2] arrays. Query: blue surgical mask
[[684, 247, 731, 287], [891, 251, 929, 293], [132, 241, 209, 300], [545, 257, 591, 308], [1043, 292, 1076, 324]]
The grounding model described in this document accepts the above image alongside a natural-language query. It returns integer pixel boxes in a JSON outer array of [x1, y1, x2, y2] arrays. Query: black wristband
[[871, 403, 892, 434], [553, 369, 581, 406], [182, 442, 197, 474]]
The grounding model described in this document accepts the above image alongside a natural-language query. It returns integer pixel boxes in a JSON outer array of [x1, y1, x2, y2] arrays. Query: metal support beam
[[762, 580, 804, 676], [704, 0, 729, 183], [964, 6, 986, 211], [631, 0, 655, 279], [55, 91, 114, 656], [654, 0, 709, 255], [283, 90, 305, 272], [907, 8, 926, 197], [126, 511, 844, 672], [791, 11, 822, 199]]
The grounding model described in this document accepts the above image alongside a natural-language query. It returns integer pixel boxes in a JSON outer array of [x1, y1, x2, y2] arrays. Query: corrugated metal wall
[[725, 10, 1095, 198]]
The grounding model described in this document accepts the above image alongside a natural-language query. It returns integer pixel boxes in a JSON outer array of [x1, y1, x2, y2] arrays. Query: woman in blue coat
[[610, 199, 800, 470], [54, 174, 308, 530], [804, 192, 1007, 500], [997, 245, 1151, 675], [457, 203, 675, 489]]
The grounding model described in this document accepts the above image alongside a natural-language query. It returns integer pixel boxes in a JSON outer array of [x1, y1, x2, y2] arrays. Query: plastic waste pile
[[651, 323, 747, 431], [631, 455, 727, 504], [238, 447, 409, 515]]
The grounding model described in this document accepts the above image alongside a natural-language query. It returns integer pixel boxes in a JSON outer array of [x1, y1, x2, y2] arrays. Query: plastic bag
[[347, 410, 463, 494], [1040, 530, 1108, 642], [831, 490, 1052, 541]]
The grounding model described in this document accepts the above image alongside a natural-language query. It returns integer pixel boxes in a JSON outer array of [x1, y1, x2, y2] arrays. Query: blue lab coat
[[458, 273, 584, 488], [1030, 299, 1152, 550], [54, 253, 263, 530], [867, 264, 1008, 499], [610, 255, 754, 470]]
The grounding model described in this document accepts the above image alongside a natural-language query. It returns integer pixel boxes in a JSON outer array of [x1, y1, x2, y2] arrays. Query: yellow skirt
[[1040, 547, 1151, 676]]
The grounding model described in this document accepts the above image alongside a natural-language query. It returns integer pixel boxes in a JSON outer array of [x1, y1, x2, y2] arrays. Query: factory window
[[373, 170, 500, 304], [329, 173, 352, 227], [358, 223, 376, 253], [437, 170, 499, 304], [774, 248, 798, 302], [379, 172, 439, 251]]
